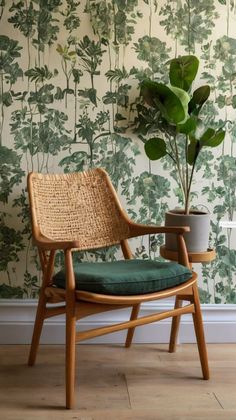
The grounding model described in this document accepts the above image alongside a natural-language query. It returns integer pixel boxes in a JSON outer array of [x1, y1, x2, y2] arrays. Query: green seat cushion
[[53, 259, 192, 296]]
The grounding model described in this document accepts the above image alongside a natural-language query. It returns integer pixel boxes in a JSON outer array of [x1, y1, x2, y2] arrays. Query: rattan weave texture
[[30, 169, 130, 250]]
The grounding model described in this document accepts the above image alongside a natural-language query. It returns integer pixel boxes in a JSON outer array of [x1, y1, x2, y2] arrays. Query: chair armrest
[[33, 234, 81, 250], [128, 221, 190, 238], [127, 222, 190, 268]]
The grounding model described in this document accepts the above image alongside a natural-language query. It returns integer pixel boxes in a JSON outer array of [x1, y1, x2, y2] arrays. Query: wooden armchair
[[27, 168, 209, 409]]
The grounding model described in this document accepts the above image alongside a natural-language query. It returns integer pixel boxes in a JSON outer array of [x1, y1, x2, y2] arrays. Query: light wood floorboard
[[0, 344, 236, 419]]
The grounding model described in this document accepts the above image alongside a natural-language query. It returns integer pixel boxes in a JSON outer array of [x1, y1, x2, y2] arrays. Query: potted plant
[[136, 55, 225, 252]]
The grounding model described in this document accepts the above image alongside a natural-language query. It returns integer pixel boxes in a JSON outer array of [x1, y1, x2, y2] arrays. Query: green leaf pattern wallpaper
[[0, 0, 235, 302]]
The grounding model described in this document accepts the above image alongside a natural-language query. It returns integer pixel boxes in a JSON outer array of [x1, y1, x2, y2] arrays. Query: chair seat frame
[[28, 237, 209, 409]]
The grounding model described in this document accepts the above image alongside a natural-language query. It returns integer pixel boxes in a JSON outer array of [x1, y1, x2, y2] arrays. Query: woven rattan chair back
[[28, 168, 130, 250]]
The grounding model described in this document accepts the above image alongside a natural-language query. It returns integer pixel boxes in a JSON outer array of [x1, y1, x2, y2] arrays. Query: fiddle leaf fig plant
[[138, 55, 226, 214]]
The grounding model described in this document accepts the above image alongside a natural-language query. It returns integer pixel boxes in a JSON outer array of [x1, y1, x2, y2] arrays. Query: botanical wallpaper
[[0, 0, 235, 303]]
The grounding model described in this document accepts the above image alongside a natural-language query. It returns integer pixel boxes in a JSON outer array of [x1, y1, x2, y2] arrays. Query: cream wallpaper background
[[0, 0, 235, 302]]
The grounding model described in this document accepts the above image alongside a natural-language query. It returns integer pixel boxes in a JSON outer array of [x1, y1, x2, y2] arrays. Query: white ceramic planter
[[165, 210, 210, 253]]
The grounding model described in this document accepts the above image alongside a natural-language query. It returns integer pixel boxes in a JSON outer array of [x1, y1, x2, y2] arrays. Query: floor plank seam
[[124, 373, 132, 410], [213, 392, 224, 410]]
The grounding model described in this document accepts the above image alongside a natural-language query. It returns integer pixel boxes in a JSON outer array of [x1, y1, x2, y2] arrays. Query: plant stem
[[185, 134, 189, 204], [166, 152, 176, 164], [148, 159, 151, 258], [186, 156, 197, 214], [173, 132, 186, 205]]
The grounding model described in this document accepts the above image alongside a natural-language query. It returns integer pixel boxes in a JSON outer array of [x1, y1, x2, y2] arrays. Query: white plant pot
[[165, 210, 210, 253]]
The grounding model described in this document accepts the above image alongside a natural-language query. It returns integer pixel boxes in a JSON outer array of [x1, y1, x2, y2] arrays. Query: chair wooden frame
[[27, 169, 209, 409]]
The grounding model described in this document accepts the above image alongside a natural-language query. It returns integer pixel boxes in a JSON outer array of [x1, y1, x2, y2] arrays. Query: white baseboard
[[0, 299, 236, 344]]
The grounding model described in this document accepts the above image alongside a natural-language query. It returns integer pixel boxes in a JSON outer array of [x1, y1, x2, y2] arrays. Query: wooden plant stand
[[160, 246, 216, 268]]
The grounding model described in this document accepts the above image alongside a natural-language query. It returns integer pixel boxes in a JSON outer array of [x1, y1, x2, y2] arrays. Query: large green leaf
[[169, 55, 199, 91], [187, 138, 200, 165], [178, 117, 197, 134], [189, 85, 210, 114], [200, 129, 225, 147], [200, 128, 215, 143], [140, 80, 186, 124], [168, 85, 190, 123], [192, 85, 210, 105], [144, 137, 167, 160]]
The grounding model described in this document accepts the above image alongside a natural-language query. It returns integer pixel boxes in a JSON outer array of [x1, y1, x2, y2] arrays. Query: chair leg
[[66, 307, 76, 409], [28, 291, 47, 366], [169, 296, 182, 353], [65, 249, 77, 409], [28, 250, 55, 366], [125, 304, 140, 348], [192, 283, 209, 380]]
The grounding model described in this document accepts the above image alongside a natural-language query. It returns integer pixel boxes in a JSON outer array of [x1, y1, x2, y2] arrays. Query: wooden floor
[[1, 344, 236, 419]]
